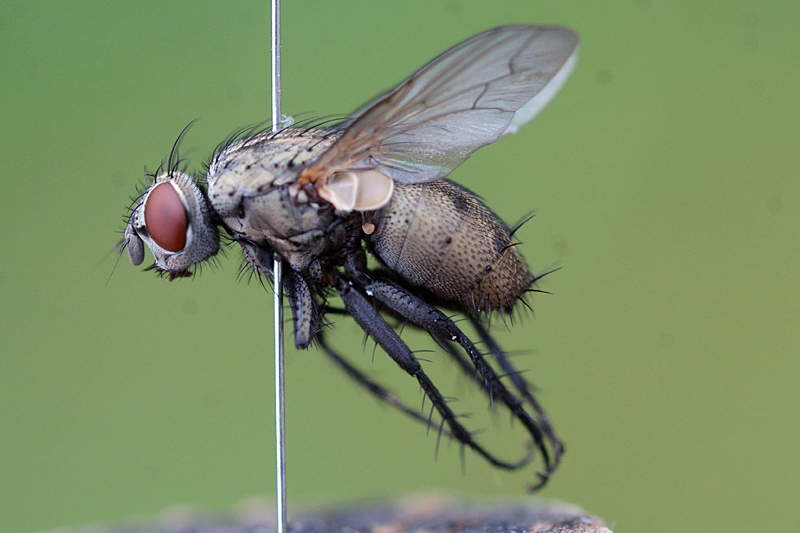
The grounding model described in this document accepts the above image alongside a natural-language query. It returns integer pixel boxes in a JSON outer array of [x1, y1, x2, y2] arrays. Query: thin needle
[[270, 1, 287, 533]]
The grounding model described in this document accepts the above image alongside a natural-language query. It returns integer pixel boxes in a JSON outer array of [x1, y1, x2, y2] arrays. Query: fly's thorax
[[368, 180, 533, 312], [126, 171, 220, 274], [230, 185, 348, 272], [207, 128, 337, 218], [206, 128, 347, 273]]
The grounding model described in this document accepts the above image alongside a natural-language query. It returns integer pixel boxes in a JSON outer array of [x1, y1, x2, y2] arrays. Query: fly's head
[[125, 170, 220, 279]]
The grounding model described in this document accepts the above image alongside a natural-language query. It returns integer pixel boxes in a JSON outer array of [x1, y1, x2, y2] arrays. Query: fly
[[122, 25, 579, 491]]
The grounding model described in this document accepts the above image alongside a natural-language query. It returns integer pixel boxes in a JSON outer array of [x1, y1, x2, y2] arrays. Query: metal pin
[[270, 1, 287, 533], [273, 255, 286, 533]]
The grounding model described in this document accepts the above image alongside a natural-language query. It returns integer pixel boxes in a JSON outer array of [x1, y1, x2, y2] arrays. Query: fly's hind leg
[[470, 317, 564, 468], [344, 262, 559, 490], [336, 277, 530, 472]]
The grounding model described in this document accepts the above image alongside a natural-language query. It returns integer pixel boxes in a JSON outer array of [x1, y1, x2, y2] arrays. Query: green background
[[1, 1, 798, 532]]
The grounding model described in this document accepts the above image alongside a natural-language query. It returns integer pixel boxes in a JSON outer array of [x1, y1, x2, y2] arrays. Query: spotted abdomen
[[368, 180, 533, 313]]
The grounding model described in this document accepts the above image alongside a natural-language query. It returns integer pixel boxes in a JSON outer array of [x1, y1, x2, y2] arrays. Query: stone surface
[[44, 494, 612, 533]]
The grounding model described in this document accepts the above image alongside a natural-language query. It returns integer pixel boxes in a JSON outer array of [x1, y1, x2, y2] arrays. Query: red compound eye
[[144, 182, 188, 252]]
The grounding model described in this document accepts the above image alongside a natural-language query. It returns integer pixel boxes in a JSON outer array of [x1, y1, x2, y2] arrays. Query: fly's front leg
[[240, 241, 319, 350], [336, 277, 529, 471], [240, 241, 273, 278], [283, 269, 319, 350]]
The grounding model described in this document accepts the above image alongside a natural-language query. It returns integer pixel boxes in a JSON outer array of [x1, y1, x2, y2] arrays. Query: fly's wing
[[299, 25, 579, 186]]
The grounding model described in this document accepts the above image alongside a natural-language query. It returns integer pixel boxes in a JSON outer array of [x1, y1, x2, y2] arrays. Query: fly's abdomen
[[369, 180, 533, 312]]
